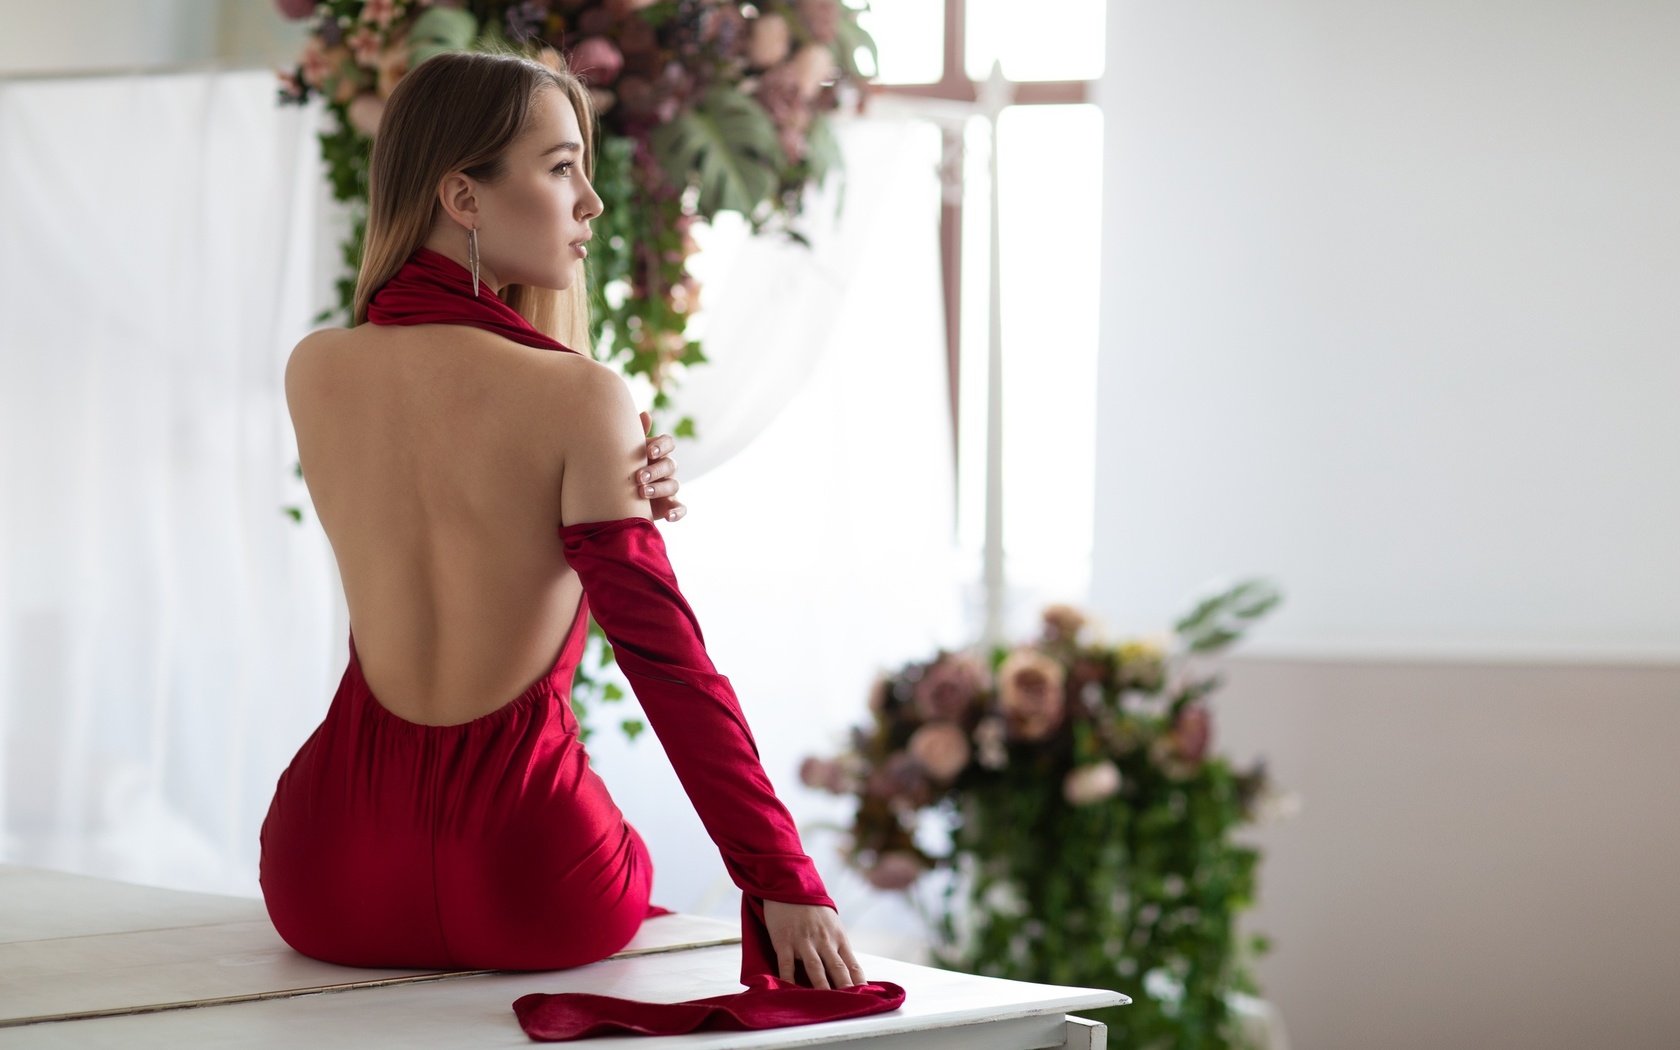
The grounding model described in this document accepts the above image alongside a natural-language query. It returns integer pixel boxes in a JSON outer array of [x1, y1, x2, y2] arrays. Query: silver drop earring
[[467, 225, 480, 297]]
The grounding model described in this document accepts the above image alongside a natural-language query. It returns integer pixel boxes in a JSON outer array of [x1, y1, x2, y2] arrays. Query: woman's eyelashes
[[552, 160, 573, 176]]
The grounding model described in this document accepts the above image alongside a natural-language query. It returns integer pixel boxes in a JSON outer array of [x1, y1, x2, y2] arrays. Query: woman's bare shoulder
[[283, 327, 349, 408]]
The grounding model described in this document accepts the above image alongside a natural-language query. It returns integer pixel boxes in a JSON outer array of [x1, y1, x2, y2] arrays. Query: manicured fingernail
[[640, 470, 651, 482], [667, 510, 678, 520], [644, 485, 655, 496]]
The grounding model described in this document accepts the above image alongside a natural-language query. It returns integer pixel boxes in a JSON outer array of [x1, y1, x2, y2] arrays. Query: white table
[[0, 864, 1127, 1048]]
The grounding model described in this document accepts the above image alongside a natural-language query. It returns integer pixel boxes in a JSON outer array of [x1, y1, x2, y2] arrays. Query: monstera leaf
[[650, 88, 787, 221], [408, 6, 479, 65]]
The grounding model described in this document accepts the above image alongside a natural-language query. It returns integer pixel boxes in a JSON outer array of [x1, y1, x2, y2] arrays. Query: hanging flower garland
[[273, 0, 877, 437]]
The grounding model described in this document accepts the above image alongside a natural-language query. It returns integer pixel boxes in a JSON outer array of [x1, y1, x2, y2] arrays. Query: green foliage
[[407, 6, 480, 64], [1174, 581, 1282, 654]]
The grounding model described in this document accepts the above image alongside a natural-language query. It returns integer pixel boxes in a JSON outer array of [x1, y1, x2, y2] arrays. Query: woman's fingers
[[838, 939, 866, 985], [645, 433, 676, 460], [816, 940, 854, 988], [801, 943, 833, 989], [777, 937, 798, 984]]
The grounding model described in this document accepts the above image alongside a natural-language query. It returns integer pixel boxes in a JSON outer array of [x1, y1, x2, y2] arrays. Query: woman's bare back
[[286, 321, 626, 726]]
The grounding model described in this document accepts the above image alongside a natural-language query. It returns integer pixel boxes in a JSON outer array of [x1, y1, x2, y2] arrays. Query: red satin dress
[[258, 248, 904, 1040]]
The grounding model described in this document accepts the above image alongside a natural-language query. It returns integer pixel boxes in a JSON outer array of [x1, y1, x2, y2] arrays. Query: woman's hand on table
[[762, 899, 868, 990], [635, 411, 686, 522]]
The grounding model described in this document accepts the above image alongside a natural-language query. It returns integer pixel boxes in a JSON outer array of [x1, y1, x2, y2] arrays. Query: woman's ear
[[436, 171, 479, 228]]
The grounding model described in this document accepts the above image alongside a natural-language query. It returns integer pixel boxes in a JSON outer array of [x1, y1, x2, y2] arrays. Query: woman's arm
[[559, 365, 863, 989]]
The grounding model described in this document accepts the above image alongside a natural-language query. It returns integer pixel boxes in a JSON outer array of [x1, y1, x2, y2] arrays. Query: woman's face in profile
[[477, 83, 604, 293]]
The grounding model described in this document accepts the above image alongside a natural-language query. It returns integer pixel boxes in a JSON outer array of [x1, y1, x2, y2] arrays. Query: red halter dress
[[257, 248, 905, 1040]]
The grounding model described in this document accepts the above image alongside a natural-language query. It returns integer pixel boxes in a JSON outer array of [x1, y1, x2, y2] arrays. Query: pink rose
[[360, 0, 397, 29], [1171, 703, 1211, 764], [798, 755, 854, 794], [864, 850, 923, 890], [346, 26, 383, 67], [864, 751, 931, 810], [748, 13, 792, 68], [798, 0, 841, 44], [907, 721, 970, 783], [1062, 760, 1121, 806], [299, 36, 331, 89], [789, 44, 835, 101], [912, 651, 989, 723], [997, 648, 1066, 742], [347, 93, 385, 137], [1040, 603, 1088, 645], [569, 36, 624, 85]]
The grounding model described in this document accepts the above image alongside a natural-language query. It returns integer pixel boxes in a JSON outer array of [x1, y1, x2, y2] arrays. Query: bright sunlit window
[[852, 0, 944, 84], [966, 0, 1105, 82]]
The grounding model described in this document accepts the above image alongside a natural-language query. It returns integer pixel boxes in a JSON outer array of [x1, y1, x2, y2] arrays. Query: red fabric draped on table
[[362, 247, 906, 1040]]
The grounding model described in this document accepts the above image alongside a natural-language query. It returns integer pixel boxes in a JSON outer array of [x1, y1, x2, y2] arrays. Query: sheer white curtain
[[670, 115, 936, 480], [0, 69, 339, 895], [0, 69, 961, 907]]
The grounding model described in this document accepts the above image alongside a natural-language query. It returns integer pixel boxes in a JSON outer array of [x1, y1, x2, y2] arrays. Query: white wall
[[1093, 0, 1680, 660], [1091, 4, 1680, 1047]]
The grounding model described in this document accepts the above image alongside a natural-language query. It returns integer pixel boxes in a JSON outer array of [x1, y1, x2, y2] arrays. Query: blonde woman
[[258, 49, 893, 1036]]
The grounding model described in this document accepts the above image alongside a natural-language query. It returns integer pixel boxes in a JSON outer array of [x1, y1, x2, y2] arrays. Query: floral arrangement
[[272, 0, 877, 434], [800, 583, 1293, 1049]]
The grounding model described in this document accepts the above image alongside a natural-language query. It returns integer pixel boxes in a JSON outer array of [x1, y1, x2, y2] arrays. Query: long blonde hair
[[351, 48, 596, 353]]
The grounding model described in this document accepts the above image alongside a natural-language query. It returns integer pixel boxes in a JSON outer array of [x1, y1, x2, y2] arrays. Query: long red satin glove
[[559, 515, 833, 981], [511, 516, 905, 1042]]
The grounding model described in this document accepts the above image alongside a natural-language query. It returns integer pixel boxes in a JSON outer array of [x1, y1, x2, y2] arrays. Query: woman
[[257, 48, 870, 1006]]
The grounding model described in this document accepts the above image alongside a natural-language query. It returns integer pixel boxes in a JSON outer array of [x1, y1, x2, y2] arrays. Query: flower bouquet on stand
[[799, 582, 1294, 1050]]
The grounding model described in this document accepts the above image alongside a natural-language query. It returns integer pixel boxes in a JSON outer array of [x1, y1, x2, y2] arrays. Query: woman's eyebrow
[[541, 141, 582, 156]]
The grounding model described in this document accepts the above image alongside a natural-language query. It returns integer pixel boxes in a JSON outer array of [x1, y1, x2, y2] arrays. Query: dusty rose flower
[[1063, 760, 1121, 806], [299, 36, 332, 89], [864, 751, 931, 809], [912, 651, 988, 723], [754, 61, 810, 161], [907, 721, 970, 783], [347, 92, 385, 137], [360, 0, 397, 28], [997, 648, 1066, 741], [748, 12, 792, 67], [616, 75, 658, 118], [789, 43, 834, 101], [798, 0, 840, 44], [1149, 704, 1211, 780], [702, 2, 748, 50], [864, 850, 924, 890], [1171, 703, 1211, 764], [569, 36, 624, 85], [799, 755, 853, 794], [1041, 604, 1088, 644], [346, 25, 383, 66]]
